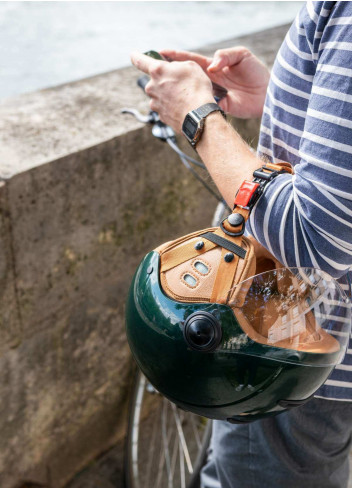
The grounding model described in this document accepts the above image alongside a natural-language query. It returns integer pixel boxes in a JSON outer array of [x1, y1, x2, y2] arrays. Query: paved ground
[[66, 440, 124, 488]]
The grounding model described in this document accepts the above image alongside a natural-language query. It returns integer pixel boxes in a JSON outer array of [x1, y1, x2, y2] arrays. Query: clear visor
[[219, 267, 351, 366]]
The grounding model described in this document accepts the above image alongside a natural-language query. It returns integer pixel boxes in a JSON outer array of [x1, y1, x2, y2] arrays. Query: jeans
[[201, 398, 352, 488]]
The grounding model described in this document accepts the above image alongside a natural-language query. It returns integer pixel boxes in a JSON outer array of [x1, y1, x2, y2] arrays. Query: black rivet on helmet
[[227, 213, 244, 227], [224, 252, 234, 263], [147, 266, 153, 274], [194, 240, 204, 250], [183, 311, 222, 352]]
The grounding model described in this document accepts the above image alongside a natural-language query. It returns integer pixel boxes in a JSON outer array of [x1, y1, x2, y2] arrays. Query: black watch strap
[[193, 103, 225, 119]]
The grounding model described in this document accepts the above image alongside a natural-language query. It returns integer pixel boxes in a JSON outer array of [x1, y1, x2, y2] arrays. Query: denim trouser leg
[[201, 398, 352, 488]]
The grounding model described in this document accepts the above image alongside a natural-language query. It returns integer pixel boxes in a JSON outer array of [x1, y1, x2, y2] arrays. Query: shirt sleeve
[[247, 1, 352, 279]]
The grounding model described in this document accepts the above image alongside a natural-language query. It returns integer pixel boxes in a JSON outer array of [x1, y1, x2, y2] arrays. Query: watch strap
[[193, 102, 225, 119], [182, 102, 226, 149]]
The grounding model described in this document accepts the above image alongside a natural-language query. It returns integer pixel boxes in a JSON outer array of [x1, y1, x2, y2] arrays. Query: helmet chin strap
[[157, 162, 293, 306], [202, 162, 294, 304]]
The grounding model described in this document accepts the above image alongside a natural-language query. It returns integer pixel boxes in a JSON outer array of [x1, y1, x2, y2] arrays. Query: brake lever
[[121, 108, 175, 142], [152, 121, 176, 142], [120, 108, 159, 124]]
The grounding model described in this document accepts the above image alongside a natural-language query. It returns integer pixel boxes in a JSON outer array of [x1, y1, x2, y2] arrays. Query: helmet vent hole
[[183, 274, 197, 287], [194, 261, 209, 275]]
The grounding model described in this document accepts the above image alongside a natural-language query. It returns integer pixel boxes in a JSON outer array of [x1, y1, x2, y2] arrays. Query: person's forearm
[[196, 112, 262, 208]]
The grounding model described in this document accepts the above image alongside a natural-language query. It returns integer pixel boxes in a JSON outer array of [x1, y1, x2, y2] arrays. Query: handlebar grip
[[137, 75, 150, 92]]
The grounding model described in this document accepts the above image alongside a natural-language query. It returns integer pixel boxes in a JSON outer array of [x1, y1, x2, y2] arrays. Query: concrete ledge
[[0, 23, 289, 178], [0, 24, 288, 487]]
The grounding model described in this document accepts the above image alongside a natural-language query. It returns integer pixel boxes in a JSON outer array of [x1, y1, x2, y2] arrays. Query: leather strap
[[208, 228, 246, 303], [210, 247, 240, 303], [265, 162, 294, 174], [158, 161, 293, 306], [208, 162, 293, 303]]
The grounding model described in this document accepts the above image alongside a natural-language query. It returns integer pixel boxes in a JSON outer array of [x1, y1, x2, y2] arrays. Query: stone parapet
[[0, 24, 288, 487]]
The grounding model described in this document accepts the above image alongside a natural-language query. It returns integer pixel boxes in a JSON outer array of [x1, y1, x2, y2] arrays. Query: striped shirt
[[251, 1, 352, 401]]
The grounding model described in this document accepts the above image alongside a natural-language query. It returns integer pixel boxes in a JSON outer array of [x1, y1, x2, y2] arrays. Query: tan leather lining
[[160, 246, 222, 303], [155, 218, 338, 354], [159, 227, 256, 304], [160, 238, 217, 273], [233, 308, 339, 353], [191, 258, 211, 276]]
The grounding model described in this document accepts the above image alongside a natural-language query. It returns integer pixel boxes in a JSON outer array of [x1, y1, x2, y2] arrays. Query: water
[[0, 1, 303, 100]]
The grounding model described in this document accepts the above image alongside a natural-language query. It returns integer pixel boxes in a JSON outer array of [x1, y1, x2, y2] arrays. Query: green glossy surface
[[125, 252, 334, 420], [144, 50, 165, 60]]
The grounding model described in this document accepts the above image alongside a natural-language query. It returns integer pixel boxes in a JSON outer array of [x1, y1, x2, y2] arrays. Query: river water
[[0, 1, 303, 100]]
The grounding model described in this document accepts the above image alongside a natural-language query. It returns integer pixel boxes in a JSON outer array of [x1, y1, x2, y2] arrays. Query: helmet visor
[[221, 267, 351, 367]]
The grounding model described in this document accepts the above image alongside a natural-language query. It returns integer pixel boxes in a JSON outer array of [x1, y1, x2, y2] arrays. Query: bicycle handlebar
[[121, 71, 227, 205], [137, 75, 150, 92]]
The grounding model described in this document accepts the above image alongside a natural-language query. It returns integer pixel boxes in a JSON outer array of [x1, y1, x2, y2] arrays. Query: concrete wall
[[0, 25, 288, 487]]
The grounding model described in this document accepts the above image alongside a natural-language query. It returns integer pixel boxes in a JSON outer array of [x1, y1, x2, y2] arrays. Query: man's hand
[[160, 47, 270, 119], [130, 51, 214, 132]]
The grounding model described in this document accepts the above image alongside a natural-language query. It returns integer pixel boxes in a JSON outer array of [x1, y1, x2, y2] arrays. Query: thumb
[[207, 47, 249, 73], [207, 54, 228, 73]]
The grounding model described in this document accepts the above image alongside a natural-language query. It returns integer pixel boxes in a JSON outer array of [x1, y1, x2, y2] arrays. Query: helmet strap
[[157, 162, 293, 305]]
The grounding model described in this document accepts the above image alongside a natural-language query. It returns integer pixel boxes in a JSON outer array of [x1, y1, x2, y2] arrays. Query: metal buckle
[[253, 166, 279, 181]]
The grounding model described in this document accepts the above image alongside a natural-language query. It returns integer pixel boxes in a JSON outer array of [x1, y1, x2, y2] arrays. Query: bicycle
[[122, 74, 229, 488]]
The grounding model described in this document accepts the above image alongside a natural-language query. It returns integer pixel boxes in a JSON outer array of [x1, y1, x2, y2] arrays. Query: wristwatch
[[182, 103, 226, 148]]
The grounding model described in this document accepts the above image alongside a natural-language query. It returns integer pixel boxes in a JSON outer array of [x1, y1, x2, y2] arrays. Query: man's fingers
[[208, 46, 249, 73], [130, 51, 161, 75], [160, 49, 211, 69], [208, 55, 229, 73]]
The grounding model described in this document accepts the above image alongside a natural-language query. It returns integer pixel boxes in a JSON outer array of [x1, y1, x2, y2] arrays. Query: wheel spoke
[[170, 430, 179, 484], [145, 396, 162, 487], [179, 434, 186, 488], [162, 399, 173, 487], [131, 374, 146, 488], [190, 414, 202, 450], [155, 400, 174, 487], [171, 403, 193, 474], [127, 370, 212, 488], [155, 438, 166, 487]]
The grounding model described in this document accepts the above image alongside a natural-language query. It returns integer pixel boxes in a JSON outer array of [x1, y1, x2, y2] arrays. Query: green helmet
[[126, 215, 351, 423]]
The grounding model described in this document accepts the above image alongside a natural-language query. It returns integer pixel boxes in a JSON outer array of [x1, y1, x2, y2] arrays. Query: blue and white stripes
[[251, 1, 352, 401]]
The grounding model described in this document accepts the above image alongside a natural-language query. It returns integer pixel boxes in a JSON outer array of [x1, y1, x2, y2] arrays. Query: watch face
[[183, 114, 198, 139]]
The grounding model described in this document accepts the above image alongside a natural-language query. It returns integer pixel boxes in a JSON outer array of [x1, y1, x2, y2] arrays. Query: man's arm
[[194, 111, 262, 208], [130, 50, 268, 208], [131, 4, 352, 279]]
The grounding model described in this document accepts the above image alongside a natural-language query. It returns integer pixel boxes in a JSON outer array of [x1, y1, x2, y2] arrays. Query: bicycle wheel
[[124, 369, 212, 488]]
